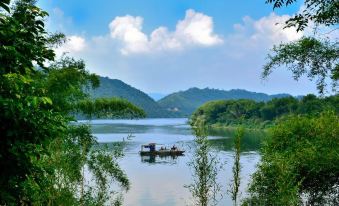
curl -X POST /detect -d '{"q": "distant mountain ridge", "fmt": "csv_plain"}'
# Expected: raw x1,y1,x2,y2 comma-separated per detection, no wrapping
89,77,171,117
157,87,291,116
89,77,292,118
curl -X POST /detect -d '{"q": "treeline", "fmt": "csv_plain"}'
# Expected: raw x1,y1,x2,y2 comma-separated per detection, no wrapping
190,94,339,128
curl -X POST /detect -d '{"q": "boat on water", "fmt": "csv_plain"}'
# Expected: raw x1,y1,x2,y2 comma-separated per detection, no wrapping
140,143,185,156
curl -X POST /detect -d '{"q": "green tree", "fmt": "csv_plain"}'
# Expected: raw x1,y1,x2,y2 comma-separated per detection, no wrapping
244,112,339,205
228,127,244,206
186,118,222,206
262,37,338,94
266,0,338,31
243,1,339,204
263,0,339,94
0,0,145,204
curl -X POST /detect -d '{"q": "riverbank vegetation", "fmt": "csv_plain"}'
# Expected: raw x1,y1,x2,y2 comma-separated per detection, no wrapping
244,0,339,203
190,94,338,129
243,111,339,205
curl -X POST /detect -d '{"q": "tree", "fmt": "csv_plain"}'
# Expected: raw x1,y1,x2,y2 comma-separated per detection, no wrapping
228,127,244,206
263,0,339,94
0,0,145,204
186,118,222,206
265,0,339,31
262,37,338,94
244,112,339,205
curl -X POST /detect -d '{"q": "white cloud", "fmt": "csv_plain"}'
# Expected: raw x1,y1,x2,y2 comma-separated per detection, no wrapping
175,9,223,46
223,12,304,59
107,11,303,56
51,10,317,96
251,13,303,43
55,35,87,57
108,9,223,55
109,15,149,55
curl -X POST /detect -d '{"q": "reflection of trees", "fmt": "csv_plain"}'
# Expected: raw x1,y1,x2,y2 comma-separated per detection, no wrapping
207,127,264,152
186,118,222,206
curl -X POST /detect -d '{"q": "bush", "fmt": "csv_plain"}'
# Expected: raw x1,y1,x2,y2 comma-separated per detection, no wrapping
244,111,339,205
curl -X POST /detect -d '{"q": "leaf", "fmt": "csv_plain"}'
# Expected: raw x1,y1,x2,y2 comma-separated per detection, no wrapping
32,97,38,107
36,20,45,27
0,2,10,13
41,97,53,105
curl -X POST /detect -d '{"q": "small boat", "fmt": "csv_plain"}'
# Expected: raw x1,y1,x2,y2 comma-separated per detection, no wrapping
140,143,185,156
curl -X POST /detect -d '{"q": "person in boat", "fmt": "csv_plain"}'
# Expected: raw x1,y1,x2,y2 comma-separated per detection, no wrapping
171,145,177,151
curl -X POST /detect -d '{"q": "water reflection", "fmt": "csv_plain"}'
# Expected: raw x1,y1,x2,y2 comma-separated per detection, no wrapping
89,118,261,206
140,155,181,164
207,127,265,152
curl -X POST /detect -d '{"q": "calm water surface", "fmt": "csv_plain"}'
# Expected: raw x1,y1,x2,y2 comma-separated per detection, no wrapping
87,118,261,206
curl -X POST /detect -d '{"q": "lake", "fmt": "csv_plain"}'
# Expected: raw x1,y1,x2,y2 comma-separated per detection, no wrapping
85,118,262,206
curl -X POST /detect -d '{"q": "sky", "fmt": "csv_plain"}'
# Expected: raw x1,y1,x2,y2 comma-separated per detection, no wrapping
37,0,321,96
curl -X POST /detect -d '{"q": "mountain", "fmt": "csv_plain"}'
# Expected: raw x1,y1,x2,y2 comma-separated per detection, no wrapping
89,78,292,118
158,87,291,116
89,77,170,117
148,93,167,101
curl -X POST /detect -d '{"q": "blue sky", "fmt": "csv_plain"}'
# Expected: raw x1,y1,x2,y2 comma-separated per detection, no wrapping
38,0,320,95
39,0,301,36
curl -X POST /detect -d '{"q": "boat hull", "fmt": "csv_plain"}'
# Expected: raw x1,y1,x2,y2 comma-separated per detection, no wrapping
140,150,185,156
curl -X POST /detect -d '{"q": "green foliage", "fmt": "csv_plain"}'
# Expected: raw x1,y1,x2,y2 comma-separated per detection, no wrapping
77,97,146,119
266,0,339,31
264,0,338,94
45,56,100,113
190,94,338,128
263,37,339,94
89,77,170,117
186,118,222,206
244,111,339,205
229,127,244,206
0,0,143,204
249,1,339,204
158,87,290,117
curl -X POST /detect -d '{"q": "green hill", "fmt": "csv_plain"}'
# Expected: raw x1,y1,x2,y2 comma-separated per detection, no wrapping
89,77,170,117
158,87,291,117
89,78,292,118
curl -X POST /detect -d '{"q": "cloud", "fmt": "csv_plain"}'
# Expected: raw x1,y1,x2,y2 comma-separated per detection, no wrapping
250,13,303,43
109,15,149,55
108,9,223,55
174,9,223,46
223,12,303,59
50,10,317,96
55,35,87,57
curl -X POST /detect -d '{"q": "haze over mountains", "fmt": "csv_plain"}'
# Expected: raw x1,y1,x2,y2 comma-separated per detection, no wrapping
90,77,292,117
